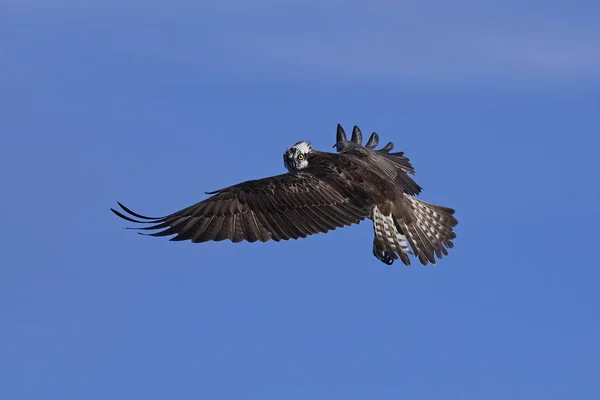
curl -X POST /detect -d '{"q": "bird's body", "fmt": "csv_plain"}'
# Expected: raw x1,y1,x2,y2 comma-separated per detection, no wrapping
112,125,457,265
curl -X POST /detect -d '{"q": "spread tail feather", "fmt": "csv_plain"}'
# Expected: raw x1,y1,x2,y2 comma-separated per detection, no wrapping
394,196,458,265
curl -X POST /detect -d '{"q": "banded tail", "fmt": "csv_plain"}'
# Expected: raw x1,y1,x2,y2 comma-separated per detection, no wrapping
372,203,412,265
394,196,458,265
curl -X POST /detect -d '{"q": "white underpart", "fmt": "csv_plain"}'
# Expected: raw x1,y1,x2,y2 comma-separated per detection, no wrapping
371,206,410,254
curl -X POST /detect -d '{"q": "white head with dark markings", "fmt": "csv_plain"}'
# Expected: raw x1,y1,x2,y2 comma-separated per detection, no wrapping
283,141,313,171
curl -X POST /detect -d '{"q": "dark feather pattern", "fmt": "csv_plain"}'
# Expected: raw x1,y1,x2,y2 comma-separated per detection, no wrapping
365,132,379,149
351,126,363,144
392,197,458,266
111,170,373,243
112,124,458,266
336,124,347,145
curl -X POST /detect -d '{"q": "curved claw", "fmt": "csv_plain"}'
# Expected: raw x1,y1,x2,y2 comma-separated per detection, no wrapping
373,247,395,265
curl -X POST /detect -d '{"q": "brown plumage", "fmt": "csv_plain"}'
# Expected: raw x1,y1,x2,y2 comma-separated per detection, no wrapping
111,124,458,266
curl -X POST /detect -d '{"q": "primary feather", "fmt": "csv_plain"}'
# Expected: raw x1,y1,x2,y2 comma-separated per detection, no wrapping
112,124,458,266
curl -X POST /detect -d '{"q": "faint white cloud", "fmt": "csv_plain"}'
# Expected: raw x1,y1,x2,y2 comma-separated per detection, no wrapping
251,30,600,83
1,0,103,10
164,1,600,83
475,34,600,76
3,0,600,83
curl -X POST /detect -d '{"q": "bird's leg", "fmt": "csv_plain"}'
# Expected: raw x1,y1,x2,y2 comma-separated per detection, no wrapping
372,240,394,265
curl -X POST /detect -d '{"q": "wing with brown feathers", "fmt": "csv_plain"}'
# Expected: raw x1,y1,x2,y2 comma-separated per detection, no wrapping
111,172,372,243
334,124,422,196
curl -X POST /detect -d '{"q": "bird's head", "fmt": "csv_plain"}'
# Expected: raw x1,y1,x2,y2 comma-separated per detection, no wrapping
283,141,313,171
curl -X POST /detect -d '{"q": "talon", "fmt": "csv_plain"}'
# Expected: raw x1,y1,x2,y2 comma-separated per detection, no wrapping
373,248,394,265
382,253,394,265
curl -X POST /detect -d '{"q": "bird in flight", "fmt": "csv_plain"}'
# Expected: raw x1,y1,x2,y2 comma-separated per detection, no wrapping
111,124,457,265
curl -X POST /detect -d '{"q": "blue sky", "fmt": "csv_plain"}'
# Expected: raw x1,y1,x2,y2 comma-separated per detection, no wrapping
2,1,599,399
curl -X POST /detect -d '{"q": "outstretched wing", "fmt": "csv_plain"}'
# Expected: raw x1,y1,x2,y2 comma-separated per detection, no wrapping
111,172,371,243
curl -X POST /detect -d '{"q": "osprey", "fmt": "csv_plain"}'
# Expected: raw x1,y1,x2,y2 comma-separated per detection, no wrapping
111,124,457,265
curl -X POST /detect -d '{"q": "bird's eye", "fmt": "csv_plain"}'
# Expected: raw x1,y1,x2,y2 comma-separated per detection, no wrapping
298,154,304,160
